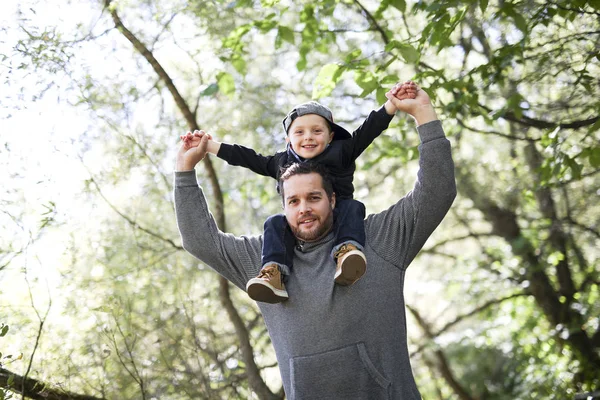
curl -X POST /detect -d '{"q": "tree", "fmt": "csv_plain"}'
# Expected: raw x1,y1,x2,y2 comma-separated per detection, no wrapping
1,0,598,398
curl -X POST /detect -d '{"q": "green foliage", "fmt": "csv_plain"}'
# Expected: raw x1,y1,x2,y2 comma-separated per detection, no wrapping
3,0,599,398
217,72,236,96
312,63,342,98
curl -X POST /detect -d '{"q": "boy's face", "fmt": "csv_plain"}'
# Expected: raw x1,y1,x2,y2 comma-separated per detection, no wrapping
286,114,334,159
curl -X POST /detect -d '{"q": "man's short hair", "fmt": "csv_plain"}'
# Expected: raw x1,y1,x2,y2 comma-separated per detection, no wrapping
277,162,334,203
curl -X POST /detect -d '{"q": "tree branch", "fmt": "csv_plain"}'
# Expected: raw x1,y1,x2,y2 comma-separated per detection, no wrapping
410,292,527,357
455,116,538,142
457,167,600,369
525,143,577,300
103,2,279,398
86,175,183,250
407,305,475,400
0,368,104,400
352,0,390,45
481,104,599,131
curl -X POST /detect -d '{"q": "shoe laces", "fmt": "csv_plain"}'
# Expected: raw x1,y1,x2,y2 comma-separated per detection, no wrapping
334,244,357,259
257,265,279,279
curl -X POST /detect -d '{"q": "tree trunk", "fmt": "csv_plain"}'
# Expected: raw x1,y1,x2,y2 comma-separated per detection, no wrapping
104,1,281,398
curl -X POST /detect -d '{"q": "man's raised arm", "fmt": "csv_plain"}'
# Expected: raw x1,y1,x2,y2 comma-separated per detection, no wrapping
174,132,262,290
365,86,457,269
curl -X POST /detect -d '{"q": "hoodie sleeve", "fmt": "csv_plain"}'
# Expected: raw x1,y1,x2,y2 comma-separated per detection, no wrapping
174,170,263,290
364,120,456,270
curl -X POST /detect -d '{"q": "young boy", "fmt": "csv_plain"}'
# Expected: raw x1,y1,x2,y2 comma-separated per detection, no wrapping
181,81,417,304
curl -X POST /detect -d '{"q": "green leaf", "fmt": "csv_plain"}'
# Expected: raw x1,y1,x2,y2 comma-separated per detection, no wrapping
376,87,388,105
479,0,488,13
231,56,247,75
355,70,378,97
200,83,219,97
217,72,235,96
0,324,8,337
297,57,307,72
312,63,342,99
587,147,600,168
380,74,400,84
565,156,583,180
300,4,315,22
502,5,528,35
398,43,419,64
344,49,362,64
386,40,419,63
255,14,277,32
389,0,406,12
277,26,295,45
222,25,251,50
513,14,528,35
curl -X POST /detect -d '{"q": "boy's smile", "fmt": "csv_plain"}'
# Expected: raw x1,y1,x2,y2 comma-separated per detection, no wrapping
286,114,334,159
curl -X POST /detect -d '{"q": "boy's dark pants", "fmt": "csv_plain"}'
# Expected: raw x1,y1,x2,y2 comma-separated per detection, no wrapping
261,199,366,275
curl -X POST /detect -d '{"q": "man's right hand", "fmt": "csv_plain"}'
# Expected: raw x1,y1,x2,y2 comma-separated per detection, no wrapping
176,130,210,171
385,84,438,126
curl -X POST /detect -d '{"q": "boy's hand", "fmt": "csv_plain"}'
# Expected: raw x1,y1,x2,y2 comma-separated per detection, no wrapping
177,130,211,171
385,83,438,126
180,130,213,149
384,81,417,115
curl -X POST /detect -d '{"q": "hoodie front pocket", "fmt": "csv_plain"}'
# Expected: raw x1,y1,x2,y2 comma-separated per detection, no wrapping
289,342,390,400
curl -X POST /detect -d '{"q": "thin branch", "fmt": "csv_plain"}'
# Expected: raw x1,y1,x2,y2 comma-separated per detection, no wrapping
455,115,539,142
436,292,527,335
408,305,475,400
113,316,146,400
86,174,182,250
410,292,527,357
352,0,390,45
479,104,599,131
425,232,496,252
21,260,52,400
548,1,600,16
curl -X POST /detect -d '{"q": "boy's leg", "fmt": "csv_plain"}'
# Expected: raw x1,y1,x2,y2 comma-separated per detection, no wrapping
331,199,367,286
246,214,295,303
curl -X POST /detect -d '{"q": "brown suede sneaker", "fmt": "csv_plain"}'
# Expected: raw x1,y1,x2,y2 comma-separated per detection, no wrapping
246,264,289,304
333,244,367,286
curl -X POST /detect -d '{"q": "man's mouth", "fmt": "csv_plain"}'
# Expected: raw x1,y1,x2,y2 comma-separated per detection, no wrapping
299,216,317,225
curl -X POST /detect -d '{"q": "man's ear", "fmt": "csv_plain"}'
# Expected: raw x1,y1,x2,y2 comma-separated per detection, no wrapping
330,192,336,209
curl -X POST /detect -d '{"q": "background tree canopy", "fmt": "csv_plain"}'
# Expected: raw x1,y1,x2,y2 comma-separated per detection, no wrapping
1,0,598,399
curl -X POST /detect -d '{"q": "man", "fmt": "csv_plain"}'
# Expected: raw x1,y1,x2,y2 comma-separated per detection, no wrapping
174,86,456,399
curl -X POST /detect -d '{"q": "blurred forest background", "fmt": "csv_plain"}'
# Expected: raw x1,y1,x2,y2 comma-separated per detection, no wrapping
1,0,599,399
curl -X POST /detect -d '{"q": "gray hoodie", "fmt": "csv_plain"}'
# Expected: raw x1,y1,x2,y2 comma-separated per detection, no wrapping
174,120,456,399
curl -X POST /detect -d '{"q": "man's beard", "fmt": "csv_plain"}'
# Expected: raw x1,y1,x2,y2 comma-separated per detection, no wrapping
291,210,334,242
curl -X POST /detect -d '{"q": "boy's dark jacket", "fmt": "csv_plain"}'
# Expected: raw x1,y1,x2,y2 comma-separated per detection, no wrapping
216,106,394,200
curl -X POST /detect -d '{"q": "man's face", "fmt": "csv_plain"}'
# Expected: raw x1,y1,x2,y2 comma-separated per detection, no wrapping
286,114,334,159
282,172,335,242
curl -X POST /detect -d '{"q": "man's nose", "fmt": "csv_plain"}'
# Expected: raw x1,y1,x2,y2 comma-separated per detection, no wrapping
298,200,311,213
